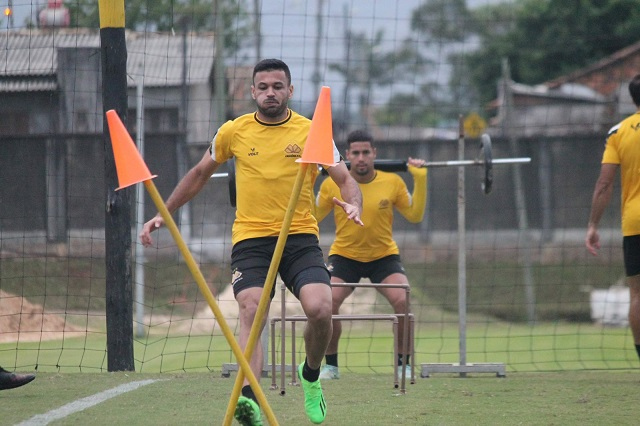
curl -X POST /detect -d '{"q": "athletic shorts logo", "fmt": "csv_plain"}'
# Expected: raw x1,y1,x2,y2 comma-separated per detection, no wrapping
231,268,243,286
326,262,333,272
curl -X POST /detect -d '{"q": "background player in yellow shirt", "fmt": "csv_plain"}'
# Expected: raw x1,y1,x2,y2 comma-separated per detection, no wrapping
140,59,363,426
586,73,640,363
315,129,427,380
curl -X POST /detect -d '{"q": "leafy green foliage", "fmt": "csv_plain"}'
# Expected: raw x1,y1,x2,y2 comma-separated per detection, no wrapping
68,0,251,56
411,0,640,115
466,0,640,108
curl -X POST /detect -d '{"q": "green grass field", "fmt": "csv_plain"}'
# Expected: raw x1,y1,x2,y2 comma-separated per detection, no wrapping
1,370,637,425
1,321,636,374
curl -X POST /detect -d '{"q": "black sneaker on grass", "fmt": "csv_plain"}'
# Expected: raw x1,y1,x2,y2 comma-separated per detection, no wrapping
0,367,35,391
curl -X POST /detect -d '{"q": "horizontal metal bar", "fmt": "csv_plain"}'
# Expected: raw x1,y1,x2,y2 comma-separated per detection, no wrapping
210,157,532,178
425,157,531,167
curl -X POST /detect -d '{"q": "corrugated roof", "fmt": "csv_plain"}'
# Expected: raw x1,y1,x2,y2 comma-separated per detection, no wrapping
0,28,215,91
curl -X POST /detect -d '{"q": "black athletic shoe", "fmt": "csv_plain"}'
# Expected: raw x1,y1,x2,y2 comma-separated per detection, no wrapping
0,367,35,390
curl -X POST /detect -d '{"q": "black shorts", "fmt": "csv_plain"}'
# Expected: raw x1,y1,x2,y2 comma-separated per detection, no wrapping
326,254,406,283
623,235,640,277
231,234,330,299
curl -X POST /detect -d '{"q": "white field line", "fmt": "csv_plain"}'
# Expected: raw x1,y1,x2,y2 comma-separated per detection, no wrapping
16,379,160,426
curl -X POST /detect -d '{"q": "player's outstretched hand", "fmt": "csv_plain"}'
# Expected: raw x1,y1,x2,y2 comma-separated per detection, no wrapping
585,226,600,256
140,215,165,247
332,197,364,226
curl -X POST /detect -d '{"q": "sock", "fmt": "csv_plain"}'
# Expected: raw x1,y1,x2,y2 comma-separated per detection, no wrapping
398,353,410,366
325,353,338,367
302,359,320,382
242,384,259,406
635,344,640,360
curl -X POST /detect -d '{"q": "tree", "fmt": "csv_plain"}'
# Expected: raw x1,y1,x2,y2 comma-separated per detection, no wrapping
467,0,640,108
411,0,640,114
67,0,251,56
329,29,427,129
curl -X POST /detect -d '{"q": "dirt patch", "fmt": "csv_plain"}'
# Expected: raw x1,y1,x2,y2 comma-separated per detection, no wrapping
0,290,85,343
166,281,383,336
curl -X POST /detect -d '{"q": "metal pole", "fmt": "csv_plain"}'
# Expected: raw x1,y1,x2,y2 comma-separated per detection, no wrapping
502,59,536,324
134,73,145,338
457,116,467,376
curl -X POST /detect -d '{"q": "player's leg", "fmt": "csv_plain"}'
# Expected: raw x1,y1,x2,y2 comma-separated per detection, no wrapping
623,235,640,361
378,273,410,364
321,255,358,379
281,235,332,423
326,279,354,355
236,287,270,385
231,238,275,425
370,255,412,375
628,275,640,360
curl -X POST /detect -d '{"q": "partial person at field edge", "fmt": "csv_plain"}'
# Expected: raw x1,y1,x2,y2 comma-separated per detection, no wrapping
0,366,35,390
586,73,640,362
140,59,363,425
315,129,427,380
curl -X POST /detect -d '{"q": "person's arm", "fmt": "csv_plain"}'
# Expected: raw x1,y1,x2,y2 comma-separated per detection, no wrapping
140,150,220,247
396,157,428,223
314,178,334,223
586,163,618,256
326,160,364,226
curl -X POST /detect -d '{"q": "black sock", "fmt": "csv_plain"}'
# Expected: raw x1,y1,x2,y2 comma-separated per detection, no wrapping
635,344,640,360
303,359,320,382
398,353,410,366
242,384,259,406
325,353,338,367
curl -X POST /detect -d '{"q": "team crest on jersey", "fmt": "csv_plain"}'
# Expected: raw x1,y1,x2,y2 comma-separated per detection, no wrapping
231,268,243,286
378,199,391,209
284,143,302,158
248,147,259,157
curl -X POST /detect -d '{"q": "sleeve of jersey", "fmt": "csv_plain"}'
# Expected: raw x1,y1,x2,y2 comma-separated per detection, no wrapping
314,178,335,223
209,123,233,163
601,133,620,164
396,166,427,223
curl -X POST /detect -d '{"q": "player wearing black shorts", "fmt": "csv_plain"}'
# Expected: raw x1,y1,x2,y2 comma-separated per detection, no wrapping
315,129,427,380
587,74,640,362
141,59,363,425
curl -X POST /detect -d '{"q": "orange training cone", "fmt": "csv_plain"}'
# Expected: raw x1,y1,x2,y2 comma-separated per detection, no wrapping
106,109,157,190
296,86,338,167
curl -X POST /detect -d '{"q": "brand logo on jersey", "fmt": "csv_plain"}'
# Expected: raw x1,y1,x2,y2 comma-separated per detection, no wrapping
231,268,243,286
248,147,259,157
632,122,640,131
378,199,391,209
284,144,302,158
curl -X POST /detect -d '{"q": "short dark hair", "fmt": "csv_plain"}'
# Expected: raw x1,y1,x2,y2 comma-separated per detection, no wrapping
346,129,374,147
253,59,291,85
629,74,640,107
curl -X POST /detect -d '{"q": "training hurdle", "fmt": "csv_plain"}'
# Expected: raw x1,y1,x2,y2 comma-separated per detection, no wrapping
270,282,415,394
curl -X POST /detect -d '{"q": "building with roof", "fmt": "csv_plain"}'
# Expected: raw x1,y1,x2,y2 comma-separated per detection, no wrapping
0,28,218,142
0,28,225,242
490,40,640,138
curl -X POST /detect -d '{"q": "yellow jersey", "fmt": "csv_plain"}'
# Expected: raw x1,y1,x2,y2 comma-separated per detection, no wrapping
316,167,427,262
211,109,340,245
603,112,640,236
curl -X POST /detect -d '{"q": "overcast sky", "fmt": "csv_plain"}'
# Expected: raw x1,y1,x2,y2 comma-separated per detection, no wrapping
5,0,510,112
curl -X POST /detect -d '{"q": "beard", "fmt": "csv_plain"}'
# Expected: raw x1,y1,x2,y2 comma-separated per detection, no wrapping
257,100,288,119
